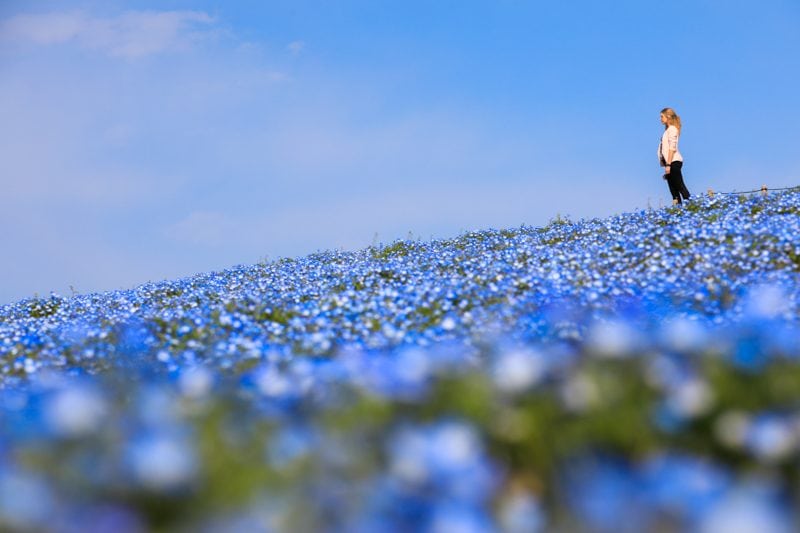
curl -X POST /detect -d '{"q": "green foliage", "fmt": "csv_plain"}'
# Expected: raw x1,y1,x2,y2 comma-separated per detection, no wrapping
371,241,417,260
27,297,62,319
786,248,800,271
514,281,531,295
540,235,563,246
683,201,701,214
776,205,800,215
377,270,399,282
255,306,297,325
413,301,443,329
547,213,570,227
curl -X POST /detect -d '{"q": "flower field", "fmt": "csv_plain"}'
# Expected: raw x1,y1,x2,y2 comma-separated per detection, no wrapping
1,190,800,532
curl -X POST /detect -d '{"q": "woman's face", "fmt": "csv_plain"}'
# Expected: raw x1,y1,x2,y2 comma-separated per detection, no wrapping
660,113,668,125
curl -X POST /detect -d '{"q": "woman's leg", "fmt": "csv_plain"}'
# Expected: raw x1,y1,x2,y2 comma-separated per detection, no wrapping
671,161,691,200
665,172,682,203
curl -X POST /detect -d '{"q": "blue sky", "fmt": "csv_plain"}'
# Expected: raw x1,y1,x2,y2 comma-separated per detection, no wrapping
1,1,799,304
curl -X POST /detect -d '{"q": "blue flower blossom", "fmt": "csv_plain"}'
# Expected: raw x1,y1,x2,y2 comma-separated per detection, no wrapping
125,431,197,491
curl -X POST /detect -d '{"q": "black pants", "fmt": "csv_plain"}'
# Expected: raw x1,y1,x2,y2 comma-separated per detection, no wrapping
665,161,691,203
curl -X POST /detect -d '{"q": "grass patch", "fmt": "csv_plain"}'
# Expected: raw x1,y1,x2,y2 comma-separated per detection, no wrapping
27,297,62,319
371,241,417,260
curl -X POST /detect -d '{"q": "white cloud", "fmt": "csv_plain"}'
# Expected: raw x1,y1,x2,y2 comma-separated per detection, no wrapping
0,10,215,58
286,40,305,55
0,11,85,45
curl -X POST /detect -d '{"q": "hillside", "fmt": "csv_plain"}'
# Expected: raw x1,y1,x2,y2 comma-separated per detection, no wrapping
0,190,799,531
3,191,799,375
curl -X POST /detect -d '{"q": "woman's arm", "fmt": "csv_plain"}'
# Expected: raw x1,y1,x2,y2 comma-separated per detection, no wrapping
665,126,679,171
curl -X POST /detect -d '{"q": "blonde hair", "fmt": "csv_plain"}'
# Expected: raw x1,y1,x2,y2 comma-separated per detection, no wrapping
661,107,682,132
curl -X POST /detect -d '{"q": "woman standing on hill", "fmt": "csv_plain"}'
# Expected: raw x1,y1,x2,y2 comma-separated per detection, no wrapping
659,107,691,205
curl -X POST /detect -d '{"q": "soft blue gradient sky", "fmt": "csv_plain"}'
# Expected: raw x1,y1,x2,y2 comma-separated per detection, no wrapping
2,1,799,304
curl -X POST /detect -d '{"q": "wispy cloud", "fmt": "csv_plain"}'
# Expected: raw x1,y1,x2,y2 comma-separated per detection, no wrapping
286,40,305,56
0,10,215,58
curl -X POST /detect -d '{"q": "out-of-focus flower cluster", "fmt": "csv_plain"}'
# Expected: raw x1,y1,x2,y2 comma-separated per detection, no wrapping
0,191,799,531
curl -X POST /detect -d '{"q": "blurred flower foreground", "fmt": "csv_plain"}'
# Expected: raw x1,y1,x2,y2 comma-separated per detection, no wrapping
2,191,800,532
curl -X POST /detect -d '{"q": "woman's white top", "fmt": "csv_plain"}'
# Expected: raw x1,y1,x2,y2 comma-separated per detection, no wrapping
658,125,683,166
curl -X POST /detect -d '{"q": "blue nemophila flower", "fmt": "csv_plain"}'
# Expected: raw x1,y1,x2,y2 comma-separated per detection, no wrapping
490,344,547,394
388,420,498,504
359,345,434,400
43,381,108,438
639,453,729,525
428,502,495,533
178,366,215,399
699,481,793,533
253,365,296,399
267,424,316,469
585,318,644,358
125,431,197,491
743,413,798,462
57,504,145,533
0,467,55,531
658,316,709,353
563,456,649,533
134,384,182,428
663,375,714,419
